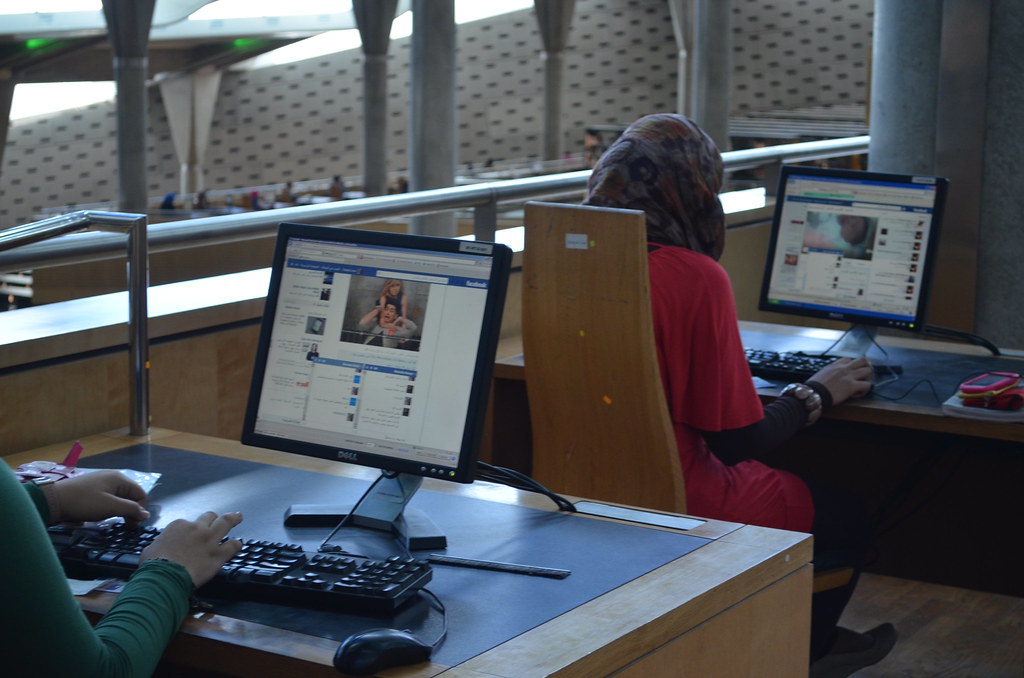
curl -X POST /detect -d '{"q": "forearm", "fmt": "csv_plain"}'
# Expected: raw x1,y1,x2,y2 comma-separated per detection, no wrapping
701,382,830,465
89,561,193,677
702,395,806,465
4,466,191,678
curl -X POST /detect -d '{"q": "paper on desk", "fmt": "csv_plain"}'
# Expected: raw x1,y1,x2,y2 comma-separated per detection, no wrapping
941,393,1024,422
84,468,162,493
67,578,114,596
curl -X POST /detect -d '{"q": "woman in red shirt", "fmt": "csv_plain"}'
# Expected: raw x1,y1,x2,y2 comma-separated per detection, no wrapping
584,113,894,677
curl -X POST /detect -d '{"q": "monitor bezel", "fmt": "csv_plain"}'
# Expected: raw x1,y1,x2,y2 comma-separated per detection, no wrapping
241,222,512,485
757,164,949,333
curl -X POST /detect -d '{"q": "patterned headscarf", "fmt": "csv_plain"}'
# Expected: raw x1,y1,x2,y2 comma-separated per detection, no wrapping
584,113,726,260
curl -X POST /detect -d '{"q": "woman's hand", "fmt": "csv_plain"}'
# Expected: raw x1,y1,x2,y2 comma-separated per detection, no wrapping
51,470,150,524
808,356,874,406
141,511,244,588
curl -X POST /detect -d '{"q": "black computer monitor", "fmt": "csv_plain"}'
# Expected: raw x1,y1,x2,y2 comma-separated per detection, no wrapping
758,165,948,356
242,223,511,549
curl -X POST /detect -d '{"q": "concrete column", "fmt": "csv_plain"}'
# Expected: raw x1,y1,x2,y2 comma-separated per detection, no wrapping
409,0,456,236
354,0,398,197
535,0,576,161
158,68,221,197
102,0,155,214
0,75,15,183
870,0,988,335
690,0,732,151
868,1,942,174
668,0,693,118
977,0,1024,346
191,67,220,194
158,75,193,197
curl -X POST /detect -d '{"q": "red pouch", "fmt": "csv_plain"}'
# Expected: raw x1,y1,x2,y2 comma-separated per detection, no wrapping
962,387,1024,410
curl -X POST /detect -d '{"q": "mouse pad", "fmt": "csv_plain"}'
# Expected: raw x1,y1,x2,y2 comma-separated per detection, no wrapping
83,444,709,667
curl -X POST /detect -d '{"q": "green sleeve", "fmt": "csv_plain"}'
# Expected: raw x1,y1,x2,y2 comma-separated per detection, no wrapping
23,478,52,522
1,462,192,678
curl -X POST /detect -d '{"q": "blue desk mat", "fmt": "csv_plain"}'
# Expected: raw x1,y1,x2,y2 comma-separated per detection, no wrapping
87,444,709,666
742,329,1023,410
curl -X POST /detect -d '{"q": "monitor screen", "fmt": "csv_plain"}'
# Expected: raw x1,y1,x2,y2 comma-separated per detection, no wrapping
241,223,511,546
759,165,948,332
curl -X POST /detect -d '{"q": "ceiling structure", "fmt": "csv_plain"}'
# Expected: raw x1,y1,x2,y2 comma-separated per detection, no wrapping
0,1,410,83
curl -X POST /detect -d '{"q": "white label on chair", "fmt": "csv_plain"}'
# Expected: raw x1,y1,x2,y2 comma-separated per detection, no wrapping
565,233,589,250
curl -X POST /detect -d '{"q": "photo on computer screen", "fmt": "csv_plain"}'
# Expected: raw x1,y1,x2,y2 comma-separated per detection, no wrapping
801,211,879,260
339,276,428,351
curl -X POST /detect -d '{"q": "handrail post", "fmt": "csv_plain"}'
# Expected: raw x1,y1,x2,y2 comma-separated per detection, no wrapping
473,191,498,242
0,210,150,436
125,214,149,435
764,161,782,198
84,211,150,436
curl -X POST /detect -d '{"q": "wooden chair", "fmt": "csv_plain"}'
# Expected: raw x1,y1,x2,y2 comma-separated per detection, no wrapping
521,201,853,591
522,201,686,514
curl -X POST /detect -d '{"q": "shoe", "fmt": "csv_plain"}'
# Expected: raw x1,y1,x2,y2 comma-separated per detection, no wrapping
809,623,897,678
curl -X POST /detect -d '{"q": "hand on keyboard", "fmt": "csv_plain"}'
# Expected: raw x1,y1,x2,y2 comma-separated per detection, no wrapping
140,511,244,587
803,355,873,404
50,522,433,615
746,349,874,405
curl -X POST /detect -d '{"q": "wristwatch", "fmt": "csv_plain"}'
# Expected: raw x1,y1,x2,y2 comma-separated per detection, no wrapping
780,382,823,425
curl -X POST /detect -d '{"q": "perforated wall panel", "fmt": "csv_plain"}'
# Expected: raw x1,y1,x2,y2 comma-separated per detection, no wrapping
1,0,873,225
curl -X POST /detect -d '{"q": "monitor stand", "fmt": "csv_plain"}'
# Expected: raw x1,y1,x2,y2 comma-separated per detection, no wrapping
829,324,878,358
830,324,902,375
283,472,447,551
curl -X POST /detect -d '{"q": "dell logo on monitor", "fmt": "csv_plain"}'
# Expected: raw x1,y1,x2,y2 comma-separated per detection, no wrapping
337,450,358,462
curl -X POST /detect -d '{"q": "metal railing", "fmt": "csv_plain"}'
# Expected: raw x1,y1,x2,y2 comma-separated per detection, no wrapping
0,211,150,436
0,135,869,437
0,135,868,272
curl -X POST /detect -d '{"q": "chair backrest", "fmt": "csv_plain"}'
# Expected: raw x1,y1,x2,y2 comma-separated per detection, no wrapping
522,201,687,514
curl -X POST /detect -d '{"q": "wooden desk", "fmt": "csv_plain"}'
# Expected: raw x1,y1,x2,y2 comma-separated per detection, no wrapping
737,321,1024,442
492,321,1024,459
11,428,813,678
493,323,1024,597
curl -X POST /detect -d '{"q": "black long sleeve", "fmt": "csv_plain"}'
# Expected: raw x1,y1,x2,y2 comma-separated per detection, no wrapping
701,381,832,466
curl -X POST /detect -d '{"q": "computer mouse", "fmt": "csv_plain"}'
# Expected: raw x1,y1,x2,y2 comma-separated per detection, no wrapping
333,627,433,675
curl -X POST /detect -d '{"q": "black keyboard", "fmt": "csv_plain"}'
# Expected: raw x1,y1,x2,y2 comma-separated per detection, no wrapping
745,348,901,382
745,348,841,382
48,523,432,615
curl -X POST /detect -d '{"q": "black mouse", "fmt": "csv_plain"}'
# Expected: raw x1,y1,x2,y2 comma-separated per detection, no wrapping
333,628,433,675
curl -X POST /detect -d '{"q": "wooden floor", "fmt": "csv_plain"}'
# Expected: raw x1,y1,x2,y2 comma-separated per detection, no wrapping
839,573,1024,677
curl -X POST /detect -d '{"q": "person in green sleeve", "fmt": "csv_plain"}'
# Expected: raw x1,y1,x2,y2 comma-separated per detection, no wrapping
1,463,244,677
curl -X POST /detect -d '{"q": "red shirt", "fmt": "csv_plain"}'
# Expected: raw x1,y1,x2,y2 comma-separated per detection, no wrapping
648,245,814,532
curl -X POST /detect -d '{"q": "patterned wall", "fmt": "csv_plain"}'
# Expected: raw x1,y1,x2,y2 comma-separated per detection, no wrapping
0,0,873,225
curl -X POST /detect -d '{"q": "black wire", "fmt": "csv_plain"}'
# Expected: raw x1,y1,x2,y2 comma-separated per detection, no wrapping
317,471,401,555
869,378,945,406
481,465,576,511
476,461,577,512
922,324,1001,356
475,468,575,511
418,588,449,652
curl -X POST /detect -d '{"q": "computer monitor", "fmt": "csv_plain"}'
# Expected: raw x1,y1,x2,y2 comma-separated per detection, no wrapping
242,223,511,549
758,165,948,356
